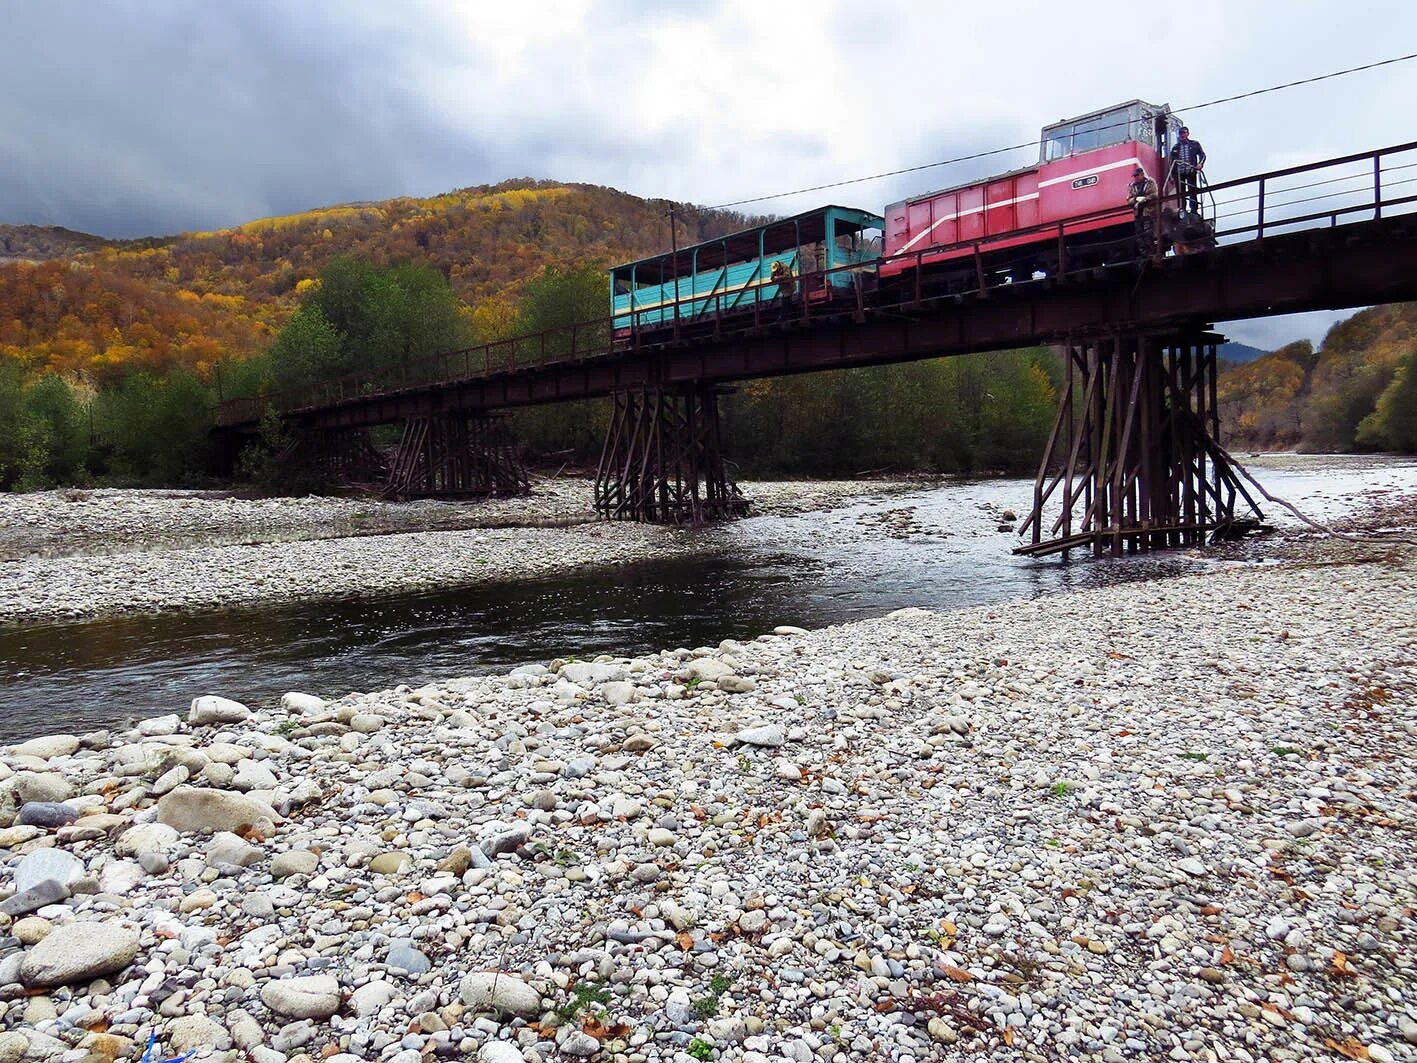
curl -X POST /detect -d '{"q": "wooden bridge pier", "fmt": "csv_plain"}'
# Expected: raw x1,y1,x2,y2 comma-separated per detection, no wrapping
594,385,747,525
279,427,388,485
384,411,529,500
1017,331,1263,558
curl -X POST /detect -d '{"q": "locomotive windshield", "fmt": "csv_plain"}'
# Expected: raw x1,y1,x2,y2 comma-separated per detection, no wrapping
1041,100,1164,163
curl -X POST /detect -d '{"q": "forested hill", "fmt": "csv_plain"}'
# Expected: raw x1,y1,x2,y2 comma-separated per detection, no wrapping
0,180,755,380
1218,302,1417,452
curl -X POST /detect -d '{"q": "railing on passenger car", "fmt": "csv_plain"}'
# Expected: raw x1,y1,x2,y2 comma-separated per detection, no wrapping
214,141,1417,429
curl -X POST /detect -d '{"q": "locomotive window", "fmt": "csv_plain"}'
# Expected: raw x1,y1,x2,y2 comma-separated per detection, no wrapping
1044,130,1072,162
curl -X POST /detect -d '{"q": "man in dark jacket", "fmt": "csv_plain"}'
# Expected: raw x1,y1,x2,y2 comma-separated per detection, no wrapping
1173,126,1206,213
1127,166,1160,254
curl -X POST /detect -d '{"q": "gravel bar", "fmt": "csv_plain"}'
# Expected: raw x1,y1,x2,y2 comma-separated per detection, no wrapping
0,540,1413,1062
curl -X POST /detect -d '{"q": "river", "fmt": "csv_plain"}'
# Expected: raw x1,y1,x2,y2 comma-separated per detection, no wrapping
1,454,1413,741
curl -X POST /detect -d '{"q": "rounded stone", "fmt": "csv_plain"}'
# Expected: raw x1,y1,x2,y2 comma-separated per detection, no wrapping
19,921,140,988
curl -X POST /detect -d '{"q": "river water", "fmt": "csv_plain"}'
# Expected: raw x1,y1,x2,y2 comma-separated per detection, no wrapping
1,455,1413,741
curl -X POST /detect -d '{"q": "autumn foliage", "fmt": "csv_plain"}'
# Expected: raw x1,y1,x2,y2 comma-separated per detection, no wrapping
1218,303,1417,452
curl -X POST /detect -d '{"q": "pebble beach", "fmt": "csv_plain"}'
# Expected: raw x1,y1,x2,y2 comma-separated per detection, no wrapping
0,530,1414,1062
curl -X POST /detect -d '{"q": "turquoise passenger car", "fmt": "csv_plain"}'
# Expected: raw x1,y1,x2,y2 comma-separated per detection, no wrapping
610,205,884,332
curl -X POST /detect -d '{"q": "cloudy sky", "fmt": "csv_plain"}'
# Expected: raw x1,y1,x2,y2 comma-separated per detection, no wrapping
4,0,1413,347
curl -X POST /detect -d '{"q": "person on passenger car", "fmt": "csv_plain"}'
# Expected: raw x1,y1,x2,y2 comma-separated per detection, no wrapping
1173,126,1206,213
770,259,796,299
1128,165,1160,253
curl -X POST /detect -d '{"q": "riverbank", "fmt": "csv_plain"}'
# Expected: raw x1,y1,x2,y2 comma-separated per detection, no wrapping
0,479,920,625
0,536,1413,1062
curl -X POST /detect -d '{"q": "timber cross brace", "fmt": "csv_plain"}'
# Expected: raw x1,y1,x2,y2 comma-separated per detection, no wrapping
594,385,747,525
1017,331,1264,558
278,427,388,486
384,411,529,500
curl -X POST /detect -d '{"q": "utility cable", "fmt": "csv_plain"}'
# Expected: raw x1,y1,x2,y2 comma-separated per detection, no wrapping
703,52,1417,210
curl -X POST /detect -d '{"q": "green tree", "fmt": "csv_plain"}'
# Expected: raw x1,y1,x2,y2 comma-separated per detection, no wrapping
262,257,472,399
0,362,42,490
24,374,89,486
1356,348,1417,451
507,265,611,457
93,370,213,484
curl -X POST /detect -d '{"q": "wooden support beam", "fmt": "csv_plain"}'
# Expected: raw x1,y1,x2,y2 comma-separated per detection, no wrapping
1017,329,1263,558
594,385,747,525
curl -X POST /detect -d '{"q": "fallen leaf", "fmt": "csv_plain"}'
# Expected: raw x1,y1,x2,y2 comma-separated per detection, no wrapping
1219,945,1237,966
1002,1028,1015,1046
676,931,694,951
1323,1037,1370,1060
939,964,974,983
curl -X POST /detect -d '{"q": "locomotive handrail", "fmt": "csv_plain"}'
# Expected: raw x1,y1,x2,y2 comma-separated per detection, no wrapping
215,140,1417,428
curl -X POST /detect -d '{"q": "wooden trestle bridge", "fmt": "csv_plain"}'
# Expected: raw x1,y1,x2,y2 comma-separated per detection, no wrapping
216,142,1417,557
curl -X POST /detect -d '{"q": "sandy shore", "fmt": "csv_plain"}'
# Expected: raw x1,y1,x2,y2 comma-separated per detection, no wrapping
0,479,919,625
0,537,1412,1062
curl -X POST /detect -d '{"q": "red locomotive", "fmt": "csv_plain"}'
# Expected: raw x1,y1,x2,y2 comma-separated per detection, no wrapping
880,99,1211,292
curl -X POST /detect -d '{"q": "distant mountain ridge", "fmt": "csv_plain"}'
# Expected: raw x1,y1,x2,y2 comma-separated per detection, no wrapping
0,224,124,261
0,180,759,379
1217,341,1268,364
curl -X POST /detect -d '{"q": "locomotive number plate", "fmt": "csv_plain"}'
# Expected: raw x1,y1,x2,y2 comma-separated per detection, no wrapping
1071,175,1099,189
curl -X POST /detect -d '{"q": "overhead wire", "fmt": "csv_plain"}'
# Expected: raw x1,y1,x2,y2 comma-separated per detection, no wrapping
701,52,1417,211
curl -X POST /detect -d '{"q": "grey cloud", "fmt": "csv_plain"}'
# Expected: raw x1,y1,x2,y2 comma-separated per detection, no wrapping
1,2,495,235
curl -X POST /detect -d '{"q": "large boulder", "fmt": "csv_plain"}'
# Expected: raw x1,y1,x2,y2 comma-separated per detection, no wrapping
19,921,140,988
261,975,341,1019
14,849,83,893
188,696,251,727
280,692,326,715
157,786,274,835
206,831,264,869
9,735,79,760
115,822,179,857
10,772,74,804
560,662,626,687
734,723,786,748
459,972,541,1018
686,658,735,682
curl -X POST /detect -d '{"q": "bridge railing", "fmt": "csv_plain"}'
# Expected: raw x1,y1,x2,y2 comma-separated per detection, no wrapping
215,140,1417,428
1203,140,1417,241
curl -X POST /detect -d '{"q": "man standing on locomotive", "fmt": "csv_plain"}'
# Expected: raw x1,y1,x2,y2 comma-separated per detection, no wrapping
1128,165,1160,254
1173,126,1206,214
